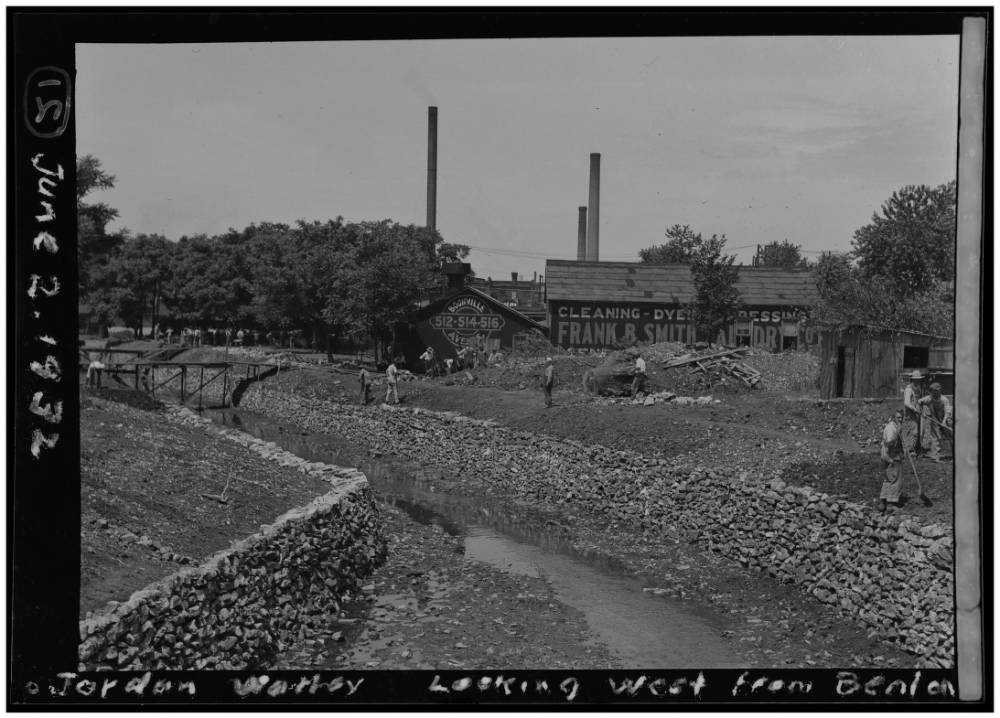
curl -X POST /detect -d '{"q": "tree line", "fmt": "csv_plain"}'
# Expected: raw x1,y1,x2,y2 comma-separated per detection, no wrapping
638,181,956,339
78,156,469,357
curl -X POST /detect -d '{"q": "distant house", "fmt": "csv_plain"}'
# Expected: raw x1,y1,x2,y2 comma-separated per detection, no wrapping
816,325,954,399
544,260,819,352
395,265,547,370
469,273,547,324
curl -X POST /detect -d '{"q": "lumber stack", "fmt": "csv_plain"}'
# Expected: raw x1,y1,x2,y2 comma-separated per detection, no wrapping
662,347,762,387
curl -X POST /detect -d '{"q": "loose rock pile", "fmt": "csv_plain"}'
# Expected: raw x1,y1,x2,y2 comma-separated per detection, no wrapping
241,383,954,667
78,408,388,671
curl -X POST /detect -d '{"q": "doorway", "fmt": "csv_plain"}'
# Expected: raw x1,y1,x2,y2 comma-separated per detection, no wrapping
835,346,846,398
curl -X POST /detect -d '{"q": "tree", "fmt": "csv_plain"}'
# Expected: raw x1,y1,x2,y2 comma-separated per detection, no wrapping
639,224,703,264
101,234,174,336
168,233,254,330
77,155,128,330
323,220,446,360
808,180,956,336
809,252,953,337
689,235,741,342
851,180,956,293
756,240,808,269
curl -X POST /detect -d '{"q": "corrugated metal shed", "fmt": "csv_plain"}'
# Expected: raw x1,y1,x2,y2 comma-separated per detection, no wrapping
545,260,818,306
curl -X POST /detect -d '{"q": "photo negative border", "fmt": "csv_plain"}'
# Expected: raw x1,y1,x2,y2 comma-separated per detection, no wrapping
7,7,991,708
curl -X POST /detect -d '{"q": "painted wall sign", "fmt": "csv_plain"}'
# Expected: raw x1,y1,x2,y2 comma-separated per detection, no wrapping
430,295,506,349
550,301,816,351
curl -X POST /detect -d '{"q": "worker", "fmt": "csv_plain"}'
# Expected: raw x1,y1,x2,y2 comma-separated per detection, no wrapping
631,353,647,397
879,410,905,512
920,382,953,462
359,366,372,406
86,347,106,388
543,357,555,408
901,369,926,458
384,356,400,405
419,346,436,376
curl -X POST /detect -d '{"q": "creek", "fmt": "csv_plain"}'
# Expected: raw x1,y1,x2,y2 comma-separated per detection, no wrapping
203,406,742,668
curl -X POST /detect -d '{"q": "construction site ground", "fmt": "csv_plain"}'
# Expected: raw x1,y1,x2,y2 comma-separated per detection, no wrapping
80,347,952,668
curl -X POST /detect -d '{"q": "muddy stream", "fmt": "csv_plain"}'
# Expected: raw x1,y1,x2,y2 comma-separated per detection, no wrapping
203,406,742,667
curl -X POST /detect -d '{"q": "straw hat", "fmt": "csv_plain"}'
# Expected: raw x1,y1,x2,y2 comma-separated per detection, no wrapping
909,370,925,380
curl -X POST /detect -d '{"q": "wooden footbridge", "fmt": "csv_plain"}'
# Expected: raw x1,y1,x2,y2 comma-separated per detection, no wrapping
81,347,281,407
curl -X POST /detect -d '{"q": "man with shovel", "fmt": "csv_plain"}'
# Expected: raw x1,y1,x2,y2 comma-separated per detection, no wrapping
920,382,953,461
879,409,934,511
879,411,905,512
901,369,927,457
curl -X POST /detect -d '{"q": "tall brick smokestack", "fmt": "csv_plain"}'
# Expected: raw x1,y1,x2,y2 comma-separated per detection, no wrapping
586,153,600,261
427,106,438,230
577,206,587,261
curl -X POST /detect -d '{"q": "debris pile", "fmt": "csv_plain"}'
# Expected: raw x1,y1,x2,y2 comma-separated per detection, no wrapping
663,347,762,388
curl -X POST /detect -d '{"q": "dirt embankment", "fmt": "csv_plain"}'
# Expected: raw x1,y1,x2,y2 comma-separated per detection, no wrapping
80,389,332,617
281,365,953,525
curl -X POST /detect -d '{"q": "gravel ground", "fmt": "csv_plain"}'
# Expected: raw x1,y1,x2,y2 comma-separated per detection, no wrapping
80,390,331,618
276,504,622,670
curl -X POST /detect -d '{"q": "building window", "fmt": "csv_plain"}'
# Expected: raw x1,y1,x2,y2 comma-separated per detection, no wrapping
902,345,929,369
735,320,751,347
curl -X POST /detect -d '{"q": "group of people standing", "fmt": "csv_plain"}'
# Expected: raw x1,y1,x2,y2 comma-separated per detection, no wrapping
878,370,953,511
150,325,298,348
358,356,403,406
418,345,504,377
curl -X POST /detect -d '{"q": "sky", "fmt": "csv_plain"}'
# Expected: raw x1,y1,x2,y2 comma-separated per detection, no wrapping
76,35,960,281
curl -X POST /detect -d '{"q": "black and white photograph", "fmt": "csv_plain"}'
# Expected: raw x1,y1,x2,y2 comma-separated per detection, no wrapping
9,7,989,707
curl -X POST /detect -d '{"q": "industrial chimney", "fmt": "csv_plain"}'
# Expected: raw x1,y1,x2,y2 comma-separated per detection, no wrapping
586,153,600,261
427,106,438,230
577,206,587,261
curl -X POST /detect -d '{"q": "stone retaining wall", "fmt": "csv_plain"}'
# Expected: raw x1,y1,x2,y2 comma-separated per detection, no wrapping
241,385,954,667
78,408,387,671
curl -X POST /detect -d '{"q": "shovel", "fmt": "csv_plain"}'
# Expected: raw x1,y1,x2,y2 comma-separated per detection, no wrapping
924,415,954,434
905,450,934,507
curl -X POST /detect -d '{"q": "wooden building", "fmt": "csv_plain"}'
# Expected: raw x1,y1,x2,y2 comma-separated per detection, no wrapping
544,260,819,352
395,286,547,370
817,325,954,399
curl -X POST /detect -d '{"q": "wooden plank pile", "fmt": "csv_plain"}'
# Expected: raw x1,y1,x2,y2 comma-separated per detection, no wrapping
662,347,762,387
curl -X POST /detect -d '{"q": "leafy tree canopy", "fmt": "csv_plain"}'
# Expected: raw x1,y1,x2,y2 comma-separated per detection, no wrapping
757,240,809,269
689,234,742,341
809,252,952,337
639,224,703,264
851,180,956,293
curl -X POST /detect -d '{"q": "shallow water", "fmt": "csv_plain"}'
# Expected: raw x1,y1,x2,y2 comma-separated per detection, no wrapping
203,406,741,667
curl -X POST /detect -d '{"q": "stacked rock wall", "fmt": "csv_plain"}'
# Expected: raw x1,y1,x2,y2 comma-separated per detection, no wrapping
240,385,953,667
78,408,387,671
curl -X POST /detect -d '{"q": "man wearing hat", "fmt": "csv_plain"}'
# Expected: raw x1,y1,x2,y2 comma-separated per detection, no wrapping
920,381,953,462
901,370,927,457
419,346,436,377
